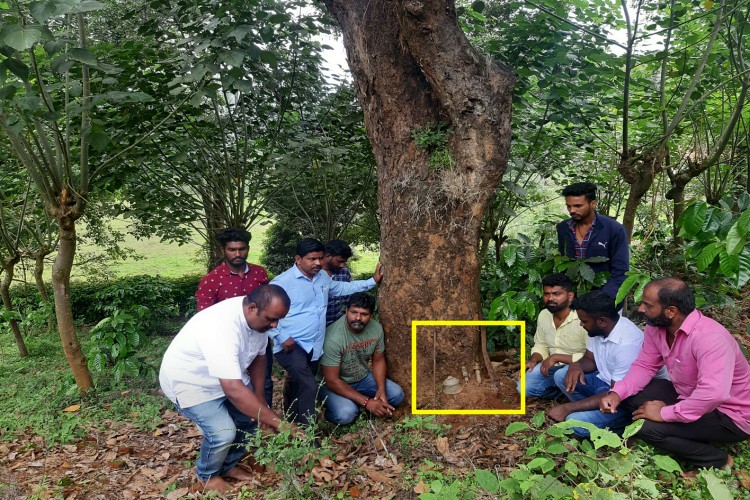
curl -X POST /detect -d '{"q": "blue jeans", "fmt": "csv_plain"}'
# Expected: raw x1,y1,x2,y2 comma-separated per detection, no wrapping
319,372,404,424
517,364,568,399
175,383,258,482
555,371,631,438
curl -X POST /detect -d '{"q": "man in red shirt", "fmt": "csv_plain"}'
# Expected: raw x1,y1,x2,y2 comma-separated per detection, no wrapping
195,228,273,405
196,228,270,311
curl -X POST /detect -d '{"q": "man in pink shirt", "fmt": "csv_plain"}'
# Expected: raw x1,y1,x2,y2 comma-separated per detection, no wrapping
600,278,750,472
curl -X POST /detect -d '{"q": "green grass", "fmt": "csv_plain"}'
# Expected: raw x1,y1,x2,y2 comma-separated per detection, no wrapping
0,324,170,446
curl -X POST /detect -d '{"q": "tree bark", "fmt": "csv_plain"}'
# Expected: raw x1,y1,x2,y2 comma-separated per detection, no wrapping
33,251,50,303
1,254,28,357
618,146,666,240
322,0,515,407
51,199,93,391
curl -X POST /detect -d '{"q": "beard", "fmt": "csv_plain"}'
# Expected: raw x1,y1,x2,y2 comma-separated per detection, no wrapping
643,311,671,327
348,320,365,332
545,300,569,313
587,326,608,338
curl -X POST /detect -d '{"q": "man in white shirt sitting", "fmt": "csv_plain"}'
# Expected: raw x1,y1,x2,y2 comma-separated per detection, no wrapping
159,285,296,492
547,290,651,437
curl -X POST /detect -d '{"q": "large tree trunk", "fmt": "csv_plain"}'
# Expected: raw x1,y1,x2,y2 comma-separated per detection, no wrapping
1,255,28,357
51,201,93,391
323,0,515,407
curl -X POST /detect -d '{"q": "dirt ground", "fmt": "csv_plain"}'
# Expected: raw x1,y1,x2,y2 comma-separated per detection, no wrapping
0,355,537,499
0,403,537,499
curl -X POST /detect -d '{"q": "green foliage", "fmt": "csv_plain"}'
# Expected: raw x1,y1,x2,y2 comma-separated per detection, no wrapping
618,194,750,309
261,220,303,276
88,307,153,384
0,325,169,445
680,196,750,288
496,418,740,499
393,415,451,455
249,420,334,499
411,122,454,170
482,233,608,350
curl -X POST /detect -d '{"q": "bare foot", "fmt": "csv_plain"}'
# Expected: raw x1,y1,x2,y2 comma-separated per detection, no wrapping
223,466,254,481
201,476,232,492
724,455,734,472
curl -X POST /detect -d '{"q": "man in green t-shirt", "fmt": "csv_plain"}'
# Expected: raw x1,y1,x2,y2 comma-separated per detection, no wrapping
319,293,404,424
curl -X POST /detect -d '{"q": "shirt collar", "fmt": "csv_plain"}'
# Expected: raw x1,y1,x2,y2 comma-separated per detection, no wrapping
221,261,249,276
292,263,317,282
559,309,579,328
676,309,703,337
603,316,626,343
567,212,599,230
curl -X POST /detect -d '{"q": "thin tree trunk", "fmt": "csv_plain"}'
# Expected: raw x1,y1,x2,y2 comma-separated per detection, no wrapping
33,251,50,303
1,256,28,357
323,0,515,407
52,215,92,391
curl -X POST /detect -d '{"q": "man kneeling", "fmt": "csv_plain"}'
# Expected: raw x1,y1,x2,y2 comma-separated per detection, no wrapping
319,293,404,424
159,285,297,492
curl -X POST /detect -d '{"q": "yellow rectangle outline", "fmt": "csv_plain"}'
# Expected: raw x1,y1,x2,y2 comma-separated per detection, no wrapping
411,320,526,415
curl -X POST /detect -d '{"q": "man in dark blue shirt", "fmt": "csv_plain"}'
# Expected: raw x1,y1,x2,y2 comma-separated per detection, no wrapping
556,182,629,300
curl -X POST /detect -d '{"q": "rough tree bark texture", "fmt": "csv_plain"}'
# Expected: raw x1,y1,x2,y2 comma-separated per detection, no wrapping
322,0,515,406
51,194,93,391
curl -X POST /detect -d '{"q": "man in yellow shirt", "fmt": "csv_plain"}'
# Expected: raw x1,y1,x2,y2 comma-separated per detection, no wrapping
518,273,589,399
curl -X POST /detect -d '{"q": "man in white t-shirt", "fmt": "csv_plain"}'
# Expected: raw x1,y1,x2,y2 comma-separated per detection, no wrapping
159,285,295,492
547,290,649,437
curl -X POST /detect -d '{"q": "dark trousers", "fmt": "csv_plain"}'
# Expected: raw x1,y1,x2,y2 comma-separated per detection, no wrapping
274,344,319,427
621,379,750,468
264,341,274,407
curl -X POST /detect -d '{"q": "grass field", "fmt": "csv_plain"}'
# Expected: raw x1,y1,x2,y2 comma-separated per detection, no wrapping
30,218,381,282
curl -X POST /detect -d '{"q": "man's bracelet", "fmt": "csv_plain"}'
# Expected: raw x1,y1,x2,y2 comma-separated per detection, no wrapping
362,398,370,408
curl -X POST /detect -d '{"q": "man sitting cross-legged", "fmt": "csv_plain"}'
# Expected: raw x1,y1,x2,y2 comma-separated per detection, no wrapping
547,290,664,437
518,273,589,399
319,292,404,424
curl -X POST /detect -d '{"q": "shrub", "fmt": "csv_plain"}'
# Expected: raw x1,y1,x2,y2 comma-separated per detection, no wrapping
9,274,201,328
261,221,304,276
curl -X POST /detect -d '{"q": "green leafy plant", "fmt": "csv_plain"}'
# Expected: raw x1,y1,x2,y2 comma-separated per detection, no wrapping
482,234,608,350
249,421,335,499
617,194,750,309
393,415,451,455
88,307,152,384
679,195,750,288
412,122,454,170
501,413,736,499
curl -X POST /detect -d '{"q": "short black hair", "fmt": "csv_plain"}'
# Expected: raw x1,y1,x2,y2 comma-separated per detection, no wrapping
295,238,324,258
561,182,597,201
217,228,251,248
541,273,573,292
571,290,618,321
347,292,376,314
244,284,290,311
648,278,696,315
324,239,353,259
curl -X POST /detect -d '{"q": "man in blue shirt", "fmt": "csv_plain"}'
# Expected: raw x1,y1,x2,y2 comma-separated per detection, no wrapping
556,182,629,300
270,238,383,426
